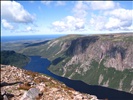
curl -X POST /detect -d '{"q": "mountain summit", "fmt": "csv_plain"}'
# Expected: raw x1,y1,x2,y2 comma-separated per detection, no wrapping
1,65,98,100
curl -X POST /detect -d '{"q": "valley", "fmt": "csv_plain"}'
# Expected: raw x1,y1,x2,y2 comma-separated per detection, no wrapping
1,33,133,94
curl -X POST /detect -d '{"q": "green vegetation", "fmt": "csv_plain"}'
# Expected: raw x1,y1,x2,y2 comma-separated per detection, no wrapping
1,50,30,68
49,57,133,93
99,34,133,44
48,56,72,76
70,60,133,93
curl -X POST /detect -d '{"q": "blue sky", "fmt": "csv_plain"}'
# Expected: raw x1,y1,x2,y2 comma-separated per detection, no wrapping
1,1,133,36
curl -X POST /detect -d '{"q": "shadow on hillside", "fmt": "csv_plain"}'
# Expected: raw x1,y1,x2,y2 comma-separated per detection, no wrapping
25,40,49,47
0,82,23,87
52,57,65,65
66,36,99,56
106,46,127,59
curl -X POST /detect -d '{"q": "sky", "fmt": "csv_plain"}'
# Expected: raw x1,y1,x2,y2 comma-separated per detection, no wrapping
1,1,133,36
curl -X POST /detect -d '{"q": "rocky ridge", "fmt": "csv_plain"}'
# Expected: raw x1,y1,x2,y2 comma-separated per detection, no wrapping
0,65,98,100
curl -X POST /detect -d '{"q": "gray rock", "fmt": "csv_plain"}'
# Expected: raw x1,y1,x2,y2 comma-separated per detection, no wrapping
1,90,8,100
3,95,8,100
20,88,40,100
1,90,6,96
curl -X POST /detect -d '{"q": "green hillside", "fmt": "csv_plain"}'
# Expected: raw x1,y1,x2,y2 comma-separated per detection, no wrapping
1,50,30,68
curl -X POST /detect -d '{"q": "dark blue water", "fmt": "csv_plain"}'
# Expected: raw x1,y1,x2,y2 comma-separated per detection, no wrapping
23,56,133,100
1,35,65,42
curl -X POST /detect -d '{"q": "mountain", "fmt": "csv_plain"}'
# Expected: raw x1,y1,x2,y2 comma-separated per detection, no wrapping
1,65,98,100
1,33,133,94
1,50,30,68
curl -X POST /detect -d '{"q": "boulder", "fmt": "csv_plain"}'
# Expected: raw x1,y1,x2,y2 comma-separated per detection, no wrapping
3,95,8,100
20,88,40,100
1,90,8,100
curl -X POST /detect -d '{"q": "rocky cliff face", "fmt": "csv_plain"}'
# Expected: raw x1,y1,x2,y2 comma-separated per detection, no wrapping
0,65,98,100
47,33,133,94
65,34,133,71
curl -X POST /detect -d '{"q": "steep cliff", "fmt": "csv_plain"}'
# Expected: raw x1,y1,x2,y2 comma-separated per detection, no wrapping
48,33,133,94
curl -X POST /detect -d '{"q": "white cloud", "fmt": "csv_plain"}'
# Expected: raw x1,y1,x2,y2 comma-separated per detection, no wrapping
1,1,34,23
14,26,39,33
104,8,133,30
49,1,87,32
25,26,39,32
56,1,66,6
105,17,121,30
104,8,133,20
2,19,14,30
87,2,133,31
127,25,133,31
26,26,32,31
89,12,132,31
73,1,88,18
41,1,53,5
52,16,85,32
106,17,132,30
89,15,106,31
50,1,132,33
42,1,66,6
89,1,115,10
52,21,66,32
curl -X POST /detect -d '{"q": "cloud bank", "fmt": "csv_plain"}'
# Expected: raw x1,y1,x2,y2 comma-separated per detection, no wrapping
1,1,35,32
51,1,133,32
1,1,34,23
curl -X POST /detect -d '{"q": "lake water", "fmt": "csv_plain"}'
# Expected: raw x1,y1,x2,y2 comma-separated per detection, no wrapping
23,56,133,100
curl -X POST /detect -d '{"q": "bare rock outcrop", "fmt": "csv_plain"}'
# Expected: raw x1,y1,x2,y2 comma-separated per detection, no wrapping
65,34,133,71
1,65,99,100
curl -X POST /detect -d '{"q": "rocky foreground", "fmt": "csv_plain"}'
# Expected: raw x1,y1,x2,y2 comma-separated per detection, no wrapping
0,65,99,100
